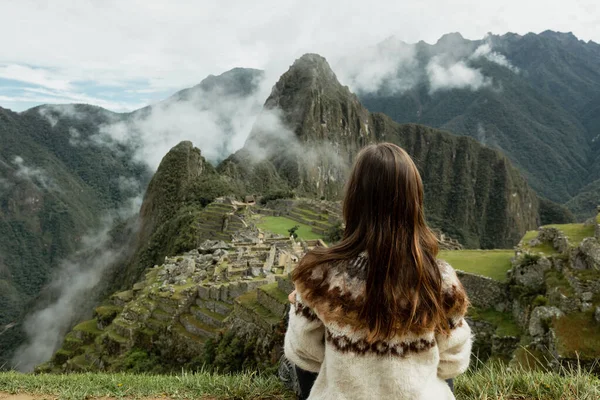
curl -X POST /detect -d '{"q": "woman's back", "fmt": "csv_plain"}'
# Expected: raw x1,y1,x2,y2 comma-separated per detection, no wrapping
285,254,471,400
284,143,472,399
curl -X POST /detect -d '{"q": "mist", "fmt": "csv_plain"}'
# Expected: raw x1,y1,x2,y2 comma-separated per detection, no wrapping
91,73,270,170
12,156,56,191
11,196,141,372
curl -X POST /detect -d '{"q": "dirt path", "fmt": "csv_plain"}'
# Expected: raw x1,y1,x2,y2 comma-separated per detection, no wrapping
1,394,57,400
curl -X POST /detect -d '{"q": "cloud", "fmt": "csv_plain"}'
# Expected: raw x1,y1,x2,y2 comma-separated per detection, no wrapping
471,43,519,73
11,197,141,372
0,1,597,112
334,38,420,94
426,56,492,93
0,65,73,91
0,177,12,192
243,107,349,194
91,75,268,169
12,156,56,191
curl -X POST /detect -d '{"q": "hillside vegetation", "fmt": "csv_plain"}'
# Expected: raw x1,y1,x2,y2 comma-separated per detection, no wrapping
359,31,600,219
0,105,150,367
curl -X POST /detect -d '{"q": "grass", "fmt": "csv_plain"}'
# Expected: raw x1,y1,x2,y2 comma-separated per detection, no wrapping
259,282,289,304
255,216,323,240
554,312,600,359
439,250,514,281
468,307,521,337
545,270,575,296
519,223,596,254
455,361,600,399
520,229,559,255
236,291,280,325
0,371,291,400
2,363,600,400
72,319,101,336
547,224,595,247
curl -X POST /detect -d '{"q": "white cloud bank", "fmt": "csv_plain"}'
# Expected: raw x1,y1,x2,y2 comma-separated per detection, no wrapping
426,57,492,93
0,0,597,111
471,43,520,73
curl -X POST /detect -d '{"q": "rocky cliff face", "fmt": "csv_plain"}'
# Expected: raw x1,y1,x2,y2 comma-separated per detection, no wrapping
221,54,540,248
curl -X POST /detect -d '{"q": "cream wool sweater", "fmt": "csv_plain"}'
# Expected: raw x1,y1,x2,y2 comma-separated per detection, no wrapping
284,255,472,400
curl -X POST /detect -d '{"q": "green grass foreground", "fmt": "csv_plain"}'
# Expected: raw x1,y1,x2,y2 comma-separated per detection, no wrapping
256,216,323,240
0,371,291,399
439,250,514,281
455,362,600,400
2,363,600,400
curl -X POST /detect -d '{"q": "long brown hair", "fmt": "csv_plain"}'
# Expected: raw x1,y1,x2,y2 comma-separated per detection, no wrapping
293,143,455,340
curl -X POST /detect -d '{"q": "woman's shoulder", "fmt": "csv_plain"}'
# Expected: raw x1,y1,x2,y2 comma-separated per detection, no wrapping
293,254,367,310
436,259,460,285
436,259,469,315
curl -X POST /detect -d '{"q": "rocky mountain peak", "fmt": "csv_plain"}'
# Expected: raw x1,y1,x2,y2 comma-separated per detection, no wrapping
435,32,466,46
137,141,208,245
249,53,370,146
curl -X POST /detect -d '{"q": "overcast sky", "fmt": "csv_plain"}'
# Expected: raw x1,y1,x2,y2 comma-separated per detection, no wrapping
0,0,598,112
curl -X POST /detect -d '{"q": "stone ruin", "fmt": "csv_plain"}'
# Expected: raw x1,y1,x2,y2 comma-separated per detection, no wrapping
44,228,326,372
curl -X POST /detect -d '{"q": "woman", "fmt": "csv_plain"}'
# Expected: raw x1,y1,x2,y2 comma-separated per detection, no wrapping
284,143,472,400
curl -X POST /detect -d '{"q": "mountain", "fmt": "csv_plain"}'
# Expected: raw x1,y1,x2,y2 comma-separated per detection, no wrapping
0,105,149,367
355,31,600,218
0,68,263,367
0,49,570,368
109,141,237,290
221,54,540,248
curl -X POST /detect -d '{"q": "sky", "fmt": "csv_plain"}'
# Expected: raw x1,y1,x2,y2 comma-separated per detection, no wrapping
0,0,598,112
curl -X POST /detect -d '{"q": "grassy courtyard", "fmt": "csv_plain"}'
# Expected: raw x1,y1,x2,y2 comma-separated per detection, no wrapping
256,216,323,241
439,250,514,282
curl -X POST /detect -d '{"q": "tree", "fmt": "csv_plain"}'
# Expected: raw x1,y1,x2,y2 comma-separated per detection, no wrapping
288,225,299,239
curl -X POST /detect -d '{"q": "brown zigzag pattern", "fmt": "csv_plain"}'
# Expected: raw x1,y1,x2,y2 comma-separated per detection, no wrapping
295,301,319,322
325,329,436,357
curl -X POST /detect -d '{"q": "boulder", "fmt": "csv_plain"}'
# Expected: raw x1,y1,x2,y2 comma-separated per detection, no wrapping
512,256,552,291
595,307,600,323
528,306,563,337
573,237,600,270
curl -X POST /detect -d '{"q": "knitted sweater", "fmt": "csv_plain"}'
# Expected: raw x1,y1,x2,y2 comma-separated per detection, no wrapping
284,255,472,400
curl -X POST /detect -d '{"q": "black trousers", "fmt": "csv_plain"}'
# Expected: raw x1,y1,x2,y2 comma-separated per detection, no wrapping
294,366,454,400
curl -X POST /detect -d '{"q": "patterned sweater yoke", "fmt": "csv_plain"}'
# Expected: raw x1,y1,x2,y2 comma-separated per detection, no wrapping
284,255,473,400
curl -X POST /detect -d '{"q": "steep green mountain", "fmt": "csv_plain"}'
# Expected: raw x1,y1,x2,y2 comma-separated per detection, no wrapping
0,68,264,368
0,105,149,367
357,31,600,218
220,54,540,248
110,141,238,290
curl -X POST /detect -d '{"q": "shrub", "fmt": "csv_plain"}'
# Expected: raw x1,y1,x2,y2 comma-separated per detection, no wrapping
521,252,541,266
259,189,295,205
533,295,549,307
325,222,344,243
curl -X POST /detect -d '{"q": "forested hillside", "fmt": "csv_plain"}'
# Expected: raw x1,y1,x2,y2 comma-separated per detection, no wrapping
0,68,263,367
0,105,149,367
358,31,600,218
